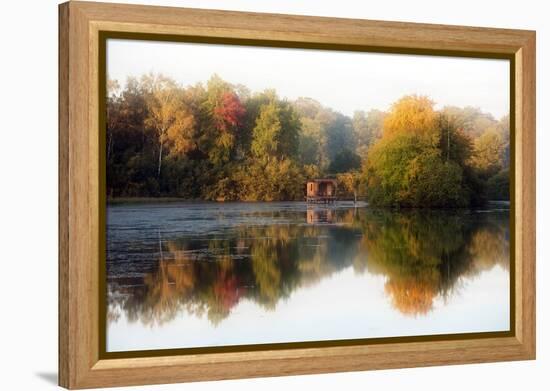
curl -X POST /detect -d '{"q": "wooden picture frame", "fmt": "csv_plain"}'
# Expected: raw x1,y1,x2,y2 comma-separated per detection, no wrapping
59,1,536,389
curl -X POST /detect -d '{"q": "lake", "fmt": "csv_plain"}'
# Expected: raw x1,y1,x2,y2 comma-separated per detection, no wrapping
106,201,510,352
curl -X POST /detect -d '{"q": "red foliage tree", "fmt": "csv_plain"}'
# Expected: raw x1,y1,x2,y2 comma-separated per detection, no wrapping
214,92,245,132
212,274,242,312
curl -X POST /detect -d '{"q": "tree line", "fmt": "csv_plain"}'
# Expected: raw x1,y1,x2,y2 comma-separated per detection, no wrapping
107,73,510,206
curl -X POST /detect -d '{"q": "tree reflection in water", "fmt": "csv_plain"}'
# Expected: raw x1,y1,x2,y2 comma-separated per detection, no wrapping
107,206,509,326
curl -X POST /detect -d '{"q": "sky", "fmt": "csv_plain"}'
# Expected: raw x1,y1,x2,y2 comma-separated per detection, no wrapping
107,38,510,119
108,265,509,352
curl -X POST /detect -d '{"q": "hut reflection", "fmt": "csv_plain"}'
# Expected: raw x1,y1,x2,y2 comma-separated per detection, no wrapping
306,207,335,224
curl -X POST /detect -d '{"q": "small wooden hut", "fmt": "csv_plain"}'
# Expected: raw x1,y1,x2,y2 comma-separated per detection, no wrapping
306,179,337,204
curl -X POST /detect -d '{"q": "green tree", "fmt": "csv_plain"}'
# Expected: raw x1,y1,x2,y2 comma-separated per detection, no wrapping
364,96,470,207
440,106,497,138
251,101,281,160
403,150,468,207
487,169,510,200
251,95,301,162
438,111,474,166
106,77,157,197
325,112,355,162
353,109,386,158
294,97,329,172
328,148,361,173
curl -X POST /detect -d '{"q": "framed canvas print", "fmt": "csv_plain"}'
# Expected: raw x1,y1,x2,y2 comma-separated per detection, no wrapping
59,1,536,389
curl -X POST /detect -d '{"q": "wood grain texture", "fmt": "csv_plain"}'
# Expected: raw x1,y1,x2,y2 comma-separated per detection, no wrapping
73,1,530,54
58,3,70,387
514,34,536,354
58,1,536,388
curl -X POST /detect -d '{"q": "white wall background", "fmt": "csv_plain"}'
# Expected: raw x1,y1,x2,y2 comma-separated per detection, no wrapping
0,0,546,389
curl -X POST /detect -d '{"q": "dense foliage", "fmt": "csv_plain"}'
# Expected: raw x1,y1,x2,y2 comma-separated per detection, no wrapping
363,96,510,207
107,74,510,206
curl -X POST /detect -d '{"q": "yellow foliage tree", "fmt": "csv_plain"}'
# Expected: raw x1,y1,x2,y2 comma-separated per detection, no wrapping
142,74,196,177
471,127,507,178
382,95,440,146
337,171,361,203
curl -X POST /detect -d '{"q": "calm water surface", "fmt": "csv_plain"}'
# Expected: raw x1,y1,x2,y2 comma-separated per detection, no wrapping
106,202,510,352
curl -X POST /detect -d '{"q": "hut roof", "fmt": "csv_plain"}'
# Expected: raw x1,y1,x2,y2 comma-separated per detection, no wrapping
307,178,337,183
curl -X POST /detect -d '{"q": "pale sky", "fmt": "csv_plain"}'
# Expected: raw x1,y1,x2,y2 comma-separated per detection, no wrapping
107,38,510,119
108,265,508,351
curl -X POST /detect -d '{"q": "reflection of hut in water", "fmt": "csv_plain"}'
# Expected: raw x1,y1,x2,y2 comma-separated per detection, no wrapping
306,179,337,204
306,208,335,224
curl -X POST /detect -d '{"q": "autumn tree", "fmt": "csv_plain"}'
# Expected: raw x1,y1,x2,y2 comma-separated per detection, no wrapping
106,77,156,196
471,128,507,179
214,92,246,132
497,115,511,168
439,106,509,202
337,171,362,203
142,74,195,178
364,95,470,207
202,76,246,166
106,79,121,162
383,95,440,144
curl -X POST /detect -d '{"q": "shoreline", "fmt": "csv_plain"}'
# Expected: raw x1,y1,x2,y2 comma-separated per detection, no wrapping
107,197,510,208
108,197,198,204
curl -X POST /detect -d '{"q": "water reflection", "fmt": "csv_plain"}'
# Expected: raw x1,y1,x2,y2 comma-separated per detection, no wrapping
358,210,509,316
107,204,509,331
306,207,335,224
